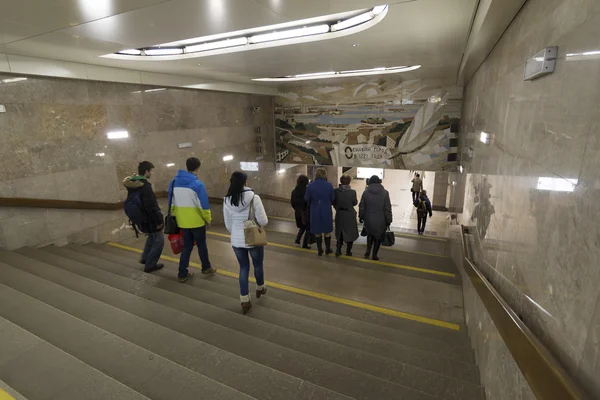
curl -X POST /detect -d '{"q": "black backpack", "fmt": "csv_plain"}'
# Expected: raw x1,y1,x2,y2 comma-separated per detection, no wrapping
124,190,146,236
416,199,428,215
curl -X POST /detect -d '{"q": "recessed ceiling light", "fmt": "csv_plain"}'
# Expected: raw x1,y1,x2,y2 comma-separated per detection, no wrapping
352,44,360,47
254,65,421,82
223,155,234,161
105,5,389,60
166,163,175,167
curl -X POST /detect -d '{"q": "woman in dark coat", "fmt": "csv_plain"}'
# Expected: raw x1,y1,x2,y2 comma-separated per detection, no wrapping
334,175,359,257
305,168,335,256
359,175,392,261
290,175,310,249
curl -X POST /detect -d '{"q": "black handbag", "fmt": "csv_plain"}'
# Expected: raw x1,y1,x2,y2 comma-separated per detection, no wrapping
382,229,395,247
360,226,368,237
164,180,179,234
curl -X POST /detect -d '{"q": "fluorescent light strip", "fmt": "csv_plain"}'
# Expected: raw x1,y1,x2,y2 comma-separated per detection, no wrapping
109,5,388,59
254,65,420,82
223,155,234,161
144,48,183,56
186,37,248,53
249,24,330,44
118,49,142,55
331,12,374,32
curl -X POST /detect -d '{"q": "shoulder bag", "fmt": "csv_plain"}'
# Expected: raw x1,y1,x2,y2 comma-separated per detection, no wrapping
244,196,268,247
164,180,180,234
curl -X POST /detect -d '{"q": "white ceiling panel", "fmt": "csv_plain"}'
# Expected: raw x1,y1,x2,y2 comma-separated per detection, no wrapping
0,0,168,44
254,0,402,19
64,0,286,48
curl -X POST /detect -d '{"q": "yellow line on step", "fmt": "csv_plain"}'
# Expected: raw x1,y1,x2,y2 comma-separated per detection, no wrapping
0,389,15,400
106,242,460,331
206,231,455,278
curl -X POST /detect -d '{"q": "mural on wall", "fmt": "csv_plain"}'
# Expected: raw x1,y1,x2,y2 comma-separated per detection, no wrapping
275,78,462,171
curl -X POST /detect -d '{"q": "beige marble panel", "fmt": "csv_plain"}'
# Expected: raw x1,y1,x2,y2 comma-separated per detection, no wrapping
457,0,600,397
0,71,275,250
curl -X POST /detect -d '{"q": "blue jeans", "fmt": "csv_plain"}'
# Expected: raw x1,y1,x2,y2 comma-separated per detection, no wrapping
179,227,212,278
141,232,164,270
232,247,265,298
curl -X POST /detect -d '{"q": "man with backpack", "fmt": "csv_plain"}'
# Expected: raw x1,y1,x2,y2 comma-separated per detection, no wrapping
411,173,423,203
414,190,433,235
123,161,164,273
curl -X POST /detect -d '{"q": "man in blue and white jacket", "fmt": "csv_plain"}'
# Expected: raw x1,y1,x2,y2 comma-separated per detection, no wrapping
168,157,217,282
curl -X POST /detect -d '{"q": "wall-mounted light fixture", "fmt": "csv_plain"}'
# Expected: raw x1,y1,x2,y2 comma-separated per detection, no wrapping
107,130,129,139
254,65,420,82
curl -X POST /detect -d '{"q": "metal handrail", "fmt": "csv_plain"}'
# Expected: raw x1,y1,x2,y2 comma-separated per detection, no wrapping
459,225,587,400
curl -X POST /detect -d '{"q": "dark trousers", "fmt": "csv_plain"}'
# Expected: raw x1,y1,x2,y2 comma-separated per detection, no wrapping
233,246,265,298
336,232,354,253
365,235,381,257
296,228,310,247
141,232,164,270
417,214,428,233
412,190,420,202
179,226,212,278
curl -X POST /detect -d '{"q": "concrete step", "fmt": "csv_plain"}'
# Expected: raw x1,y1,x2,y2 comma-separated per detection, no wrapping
9,248,478,400
86,243,474,357
49,244,481,386
0,252,441,400
0,260,343,400
0,316,148,400
32,245,484,399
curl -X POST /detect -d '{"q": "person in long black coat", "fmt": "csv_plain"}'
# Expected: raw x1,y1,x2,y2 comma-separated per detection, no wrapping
333,175,359,257
290,175,311,249
359,175,392,261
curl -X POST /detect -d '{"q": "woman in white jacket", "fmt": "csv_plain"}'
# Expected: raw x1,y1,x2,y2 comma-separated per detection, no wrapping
223,172,269,314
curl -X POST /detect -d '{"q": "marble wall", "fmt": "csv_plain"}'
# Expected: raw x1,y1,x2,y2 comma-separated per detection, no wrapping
456,0,600,397
0,74,278,249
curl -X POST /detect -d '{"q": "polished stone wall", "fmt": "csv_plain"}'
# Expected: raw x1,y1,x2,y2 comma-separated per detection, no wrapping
0,74,277,249
456,0,600,397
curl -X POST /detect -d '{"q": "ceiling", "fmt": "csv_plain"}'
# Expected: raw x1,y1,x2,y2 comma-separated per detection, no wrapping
0,0,481,89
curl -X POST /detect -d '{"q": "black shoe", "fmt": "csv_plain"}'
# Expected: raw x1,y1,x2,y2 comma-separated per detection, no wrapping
294,239,301,245
335,251,342,257
139,259,146,265
241,301,252,314
372,256,380,261
364,252,371,259
346,251,353,257
256,286,267,299
302,245,312,249
144,263,164,273
201,268,217,275
346,243,353,257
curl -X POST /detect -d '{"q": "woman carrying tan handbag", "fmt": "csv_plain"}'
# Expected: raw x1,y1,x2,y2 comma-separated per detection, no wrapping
223,172,269,314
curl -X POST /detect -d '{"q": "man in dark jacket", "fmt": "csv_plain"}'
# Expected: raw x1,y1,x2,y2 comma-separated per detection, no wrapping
414,190,433,235
123,161,164,273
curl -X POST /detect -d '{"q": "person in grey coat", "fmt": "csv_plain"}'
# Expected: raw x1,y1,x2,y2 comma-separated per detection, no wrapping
333,175,359,257
359,175,392,261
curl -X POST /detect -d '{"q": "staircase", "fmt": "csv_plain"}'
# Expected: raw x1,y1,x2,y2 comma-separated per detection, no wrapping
0,244,484,400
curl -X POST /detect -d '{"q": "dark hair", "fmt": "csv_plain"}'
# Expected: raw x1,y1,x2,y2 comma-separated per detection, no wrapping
226,171,248,207
297,175,309,187
416,173,420,178
369,175,381,184
138,161,154,176
340,175,351,185
186,157,201,172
